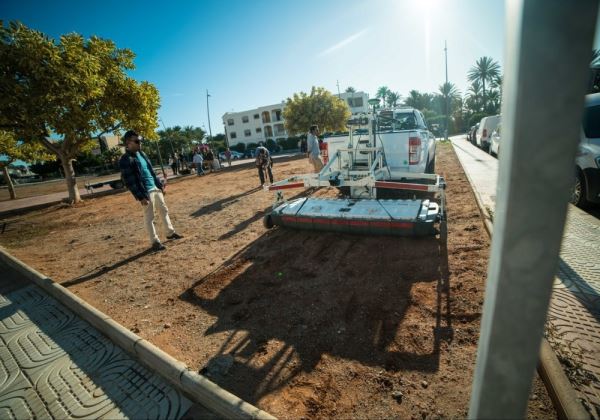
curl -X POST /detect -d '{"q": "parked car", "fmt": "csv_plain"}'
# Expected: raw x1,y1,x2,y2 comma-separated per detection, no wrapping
218,151,243,161
475,115,501,151
469,123,479,145
490,123,501,157
571,92,600,207
243,149,256,159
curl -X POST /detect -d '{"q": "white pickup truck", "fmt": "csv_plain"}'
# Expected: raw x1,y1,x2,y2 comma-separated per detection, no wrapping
324,107,437,175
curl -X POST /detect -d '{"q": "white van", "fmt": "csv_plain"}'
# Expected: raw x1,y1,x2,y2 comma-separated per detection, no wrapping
476,115,501,151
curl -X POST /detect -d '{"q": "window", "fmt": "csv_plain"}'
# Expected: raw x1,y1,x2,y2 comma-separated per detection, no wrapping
583,105,600,138
348,97,364,108
256,127,262,133
242,116,249,123
244,129,251,137
230,132,237,139
254,114,260,119
227,118,234,126
376,111,418,132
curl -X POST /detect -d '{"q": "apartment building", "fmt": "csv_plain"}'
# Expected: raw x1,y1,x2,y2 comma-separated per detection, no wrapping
222,91,369,146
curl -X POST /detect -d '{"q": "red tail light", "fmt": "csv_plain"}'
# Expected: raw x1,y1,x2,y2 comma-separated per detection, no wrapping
482,128,488,138
321,141,329,164
409,136,421,165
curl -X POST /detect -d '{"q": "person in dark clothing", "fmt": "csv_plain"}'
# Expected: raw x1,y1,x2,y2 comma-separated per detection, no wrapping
119,130,182,251
169,154,178,175
255,146,273,186
205,149,215,173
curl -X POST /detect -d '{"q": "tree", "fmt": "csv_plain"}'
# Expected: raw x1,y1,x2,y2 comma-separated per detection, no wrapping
0,131,53,199
376,86,391,107
467,56,501,113
387,92,401,107
465,80,484,113
282,87,351,135
404,90,422,109
0,21,160,203
345,86,356,93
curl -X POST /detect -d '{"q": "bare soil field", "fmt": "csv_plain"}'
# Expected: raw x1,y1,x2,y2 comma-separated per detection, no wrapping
0,144,555,418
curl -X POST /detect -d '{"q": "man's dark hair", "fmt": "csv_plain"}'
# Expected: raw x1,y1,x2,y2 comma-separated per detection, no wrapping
123,130,139,142
309,125,318,133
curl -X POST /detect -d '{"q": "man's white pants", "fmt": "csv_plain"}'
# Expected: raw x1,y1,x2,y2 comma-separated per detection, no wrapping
143,190,175,244
309,155,324,172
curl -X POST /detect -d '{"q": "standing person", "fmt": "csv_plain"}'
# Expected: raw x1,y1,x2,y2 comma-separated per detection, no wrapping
192,150,204,176
178,152,188,172
255,146,273,186
119,130,183,251
307,125,324,172
224,148,232,167
205,148,215,173
168,154,178,175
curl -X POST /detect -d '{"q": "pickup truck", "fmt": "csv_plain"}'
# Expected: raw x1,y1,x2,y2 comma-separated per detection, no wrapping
324,107,437,174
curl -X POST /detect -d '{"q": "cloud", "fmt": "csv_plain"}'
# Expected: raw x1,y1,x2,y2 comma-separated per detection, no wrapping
317,28,369,57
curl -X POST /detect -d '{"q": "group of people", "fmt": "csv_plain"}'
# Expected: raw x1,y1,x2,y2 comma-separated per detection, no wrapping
119,125,326,252
191,146,220,176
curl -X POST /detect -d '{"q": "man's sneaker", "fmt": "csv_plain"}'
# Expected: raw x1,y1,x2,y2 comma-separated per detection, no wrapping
167,232,183,240
152,242,166,251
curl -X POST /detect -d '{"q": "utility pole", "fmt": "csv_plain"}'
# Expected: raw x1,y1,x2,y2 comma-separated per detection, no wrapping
444,40,449,141
336,80,341,98
206,89,214,150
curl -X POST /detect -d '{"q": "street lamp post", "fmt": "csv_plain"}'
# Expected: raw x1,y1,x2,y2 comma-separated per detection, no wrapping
444,40,449,141
206,89,214,150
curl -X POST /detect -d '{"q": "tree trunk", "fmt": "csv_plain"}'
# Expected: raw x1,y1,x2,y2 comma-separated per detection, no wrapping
482,79,487,113
1,166,17,200
61,157,81,203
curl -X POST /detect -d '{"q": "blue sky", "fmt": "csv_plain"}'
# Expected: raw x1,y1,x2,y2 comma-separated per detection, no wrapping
3,0,600,135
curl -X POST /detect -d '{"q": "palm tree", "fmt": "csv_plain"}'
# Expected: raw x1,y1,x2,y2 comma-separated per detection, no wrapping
387,91,401,107
467,56,501,112
466,80,483,113
438,82,461,118
376,86,391,107
345,86,356,93
404,90,421,109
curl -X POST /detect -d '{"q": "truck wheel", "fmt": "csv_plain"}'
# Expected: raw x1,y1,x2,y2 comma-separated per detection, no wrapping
263,213,274,229
428,156,436,173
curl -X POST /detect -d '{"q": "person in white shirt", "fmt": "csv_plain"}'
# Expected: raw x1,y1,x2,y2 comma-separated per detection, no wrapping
307,125,323,172
192,151,204,176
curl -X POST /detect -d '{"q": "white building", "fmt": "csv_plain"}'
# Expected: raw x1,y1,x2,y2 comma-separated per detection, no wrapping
222,91,369,146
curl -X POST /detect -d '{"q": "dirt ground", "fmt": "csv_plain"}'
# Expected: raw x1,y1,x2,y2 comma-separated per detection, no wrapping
0,144,555,418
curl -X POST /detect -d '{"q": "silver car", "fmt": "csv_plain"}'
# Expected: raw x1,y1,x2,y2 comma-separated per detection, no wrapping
572,92,600,207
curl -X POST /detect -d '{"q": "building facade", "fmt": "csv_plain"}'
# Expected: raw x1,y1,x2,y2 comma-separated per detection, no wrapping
222,91,369,146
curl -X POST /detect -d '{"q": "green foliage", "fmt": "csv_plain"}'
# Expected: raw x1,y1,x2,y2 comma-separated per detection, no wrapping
0,21,161,202
158,125,205,154
283,87,351,135
101,146,122,165
265,138,277,152
246,142,259,150
276,137,299,150
345,86,356,93
0,131,54,167
467,56,501,112
376,86,391,107
232,142,246,153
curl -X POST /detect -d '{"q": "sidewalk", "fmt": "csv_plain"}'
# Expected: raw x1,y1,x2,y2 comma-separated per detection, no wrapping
450,135,600,417
0,153,301,218
0,262,194,418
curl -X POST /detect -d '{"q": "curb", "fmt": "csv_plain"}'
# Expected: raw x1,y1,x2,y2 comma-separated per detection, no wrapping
450,141,588,420
0,247,276,420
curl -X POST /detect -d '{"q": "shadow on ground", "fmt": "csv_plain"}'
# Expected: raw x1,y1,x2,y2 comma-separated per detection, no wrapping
180,225,452,405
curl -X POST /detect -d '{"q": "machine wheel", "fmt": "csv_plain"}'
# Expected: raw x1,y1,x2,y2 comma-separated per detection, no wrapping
109,180,124,189
439,220,448,243
263,213,274,229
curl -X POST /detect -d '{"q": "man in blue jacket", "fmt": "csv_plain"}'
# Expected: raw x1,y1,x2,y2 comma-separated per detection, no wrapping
119,130,182,251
